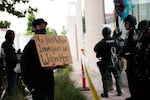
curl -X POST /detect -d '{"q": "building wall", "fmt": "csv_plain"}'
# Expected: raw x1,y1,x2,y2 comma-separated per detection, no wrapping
66,0,105,69
66,0,106,71
75,0,84,61
132,2,150,22
67,0,84,62
67,16,78,61
84,0,105,68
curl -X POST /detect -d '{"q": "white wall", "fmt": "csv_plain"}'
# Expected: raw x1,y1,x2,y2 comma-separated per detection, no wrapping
84,0,105,68
67,0,84,62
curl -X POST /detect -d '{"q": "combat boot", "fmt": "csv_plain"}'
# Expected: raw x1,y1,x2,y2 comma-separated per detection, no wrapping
101,93,108,98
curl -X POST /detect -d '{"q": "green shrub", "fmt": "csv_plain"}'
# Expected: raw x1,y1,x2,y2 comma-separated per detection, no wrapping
54,65,86,100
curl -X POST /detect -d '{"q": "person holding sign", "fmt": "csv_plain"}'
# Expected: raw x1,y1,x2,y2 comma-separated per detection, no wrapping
20,18,68,100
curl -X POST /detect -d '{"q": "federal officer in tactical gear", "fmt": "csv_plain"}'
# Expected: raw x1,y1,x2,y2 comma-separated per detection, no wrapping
113,28,125,73
107,28,125,91
123,15,137,100
132,20,150,100
94,27,122,98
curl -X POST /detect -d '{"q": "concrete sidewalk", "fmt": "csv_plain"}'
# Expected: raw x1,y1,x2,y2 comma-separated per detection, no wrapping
70,59,130,100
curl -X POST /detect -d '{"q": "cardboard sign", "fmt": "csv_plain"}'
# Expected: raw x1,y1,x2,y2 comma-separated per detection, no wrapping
34,34,72,67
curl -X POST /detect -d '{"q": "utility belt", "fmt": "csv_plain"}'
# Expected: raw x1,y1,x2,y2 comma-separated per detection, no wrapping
97,60,115,69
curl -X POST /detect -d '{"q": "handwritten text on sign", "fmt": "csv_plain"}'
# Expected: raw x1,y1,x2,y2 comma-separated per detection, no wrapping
34,34,72,67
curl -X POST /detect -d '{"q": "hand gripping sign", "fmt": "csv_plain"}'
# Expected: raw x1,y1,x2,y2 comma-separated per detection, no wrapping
34,34,72,67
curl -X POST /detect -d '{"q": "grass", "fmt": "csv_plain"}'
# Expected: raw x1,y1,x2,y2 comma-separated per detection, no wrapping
2,65,87,100
3,84,26,100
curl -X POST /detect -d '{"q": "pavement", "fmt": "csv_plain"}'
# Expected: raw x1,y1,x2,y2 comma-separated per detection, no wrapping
70,58,130,100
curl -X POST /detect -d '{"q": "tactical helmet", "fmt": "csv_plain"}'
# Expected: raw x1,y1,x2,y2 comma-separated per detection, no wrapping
124,15,137,26
102,27,111,37
138,20,148,31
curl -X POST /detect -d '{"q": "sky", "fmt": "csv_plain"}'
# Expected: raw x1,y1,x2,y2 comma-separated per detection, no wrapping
2,0,149,35
0,0,69,34
0,0,117,35
0,0,116,35
1,0,150,35
104,0,114,13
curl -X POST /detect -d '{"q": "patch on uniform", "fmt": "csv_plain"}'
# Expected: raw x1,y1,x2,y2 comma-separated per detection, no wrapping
106,40,115,43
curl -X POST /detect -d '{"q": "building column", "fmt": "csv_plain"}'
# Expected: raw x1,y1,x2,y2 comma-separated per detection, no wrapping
84,0,104,68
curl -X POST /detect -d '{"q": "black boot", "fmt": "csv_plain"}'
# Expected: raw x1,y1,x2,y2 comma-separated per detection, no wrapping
101,93,108,98
117,92,122,96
